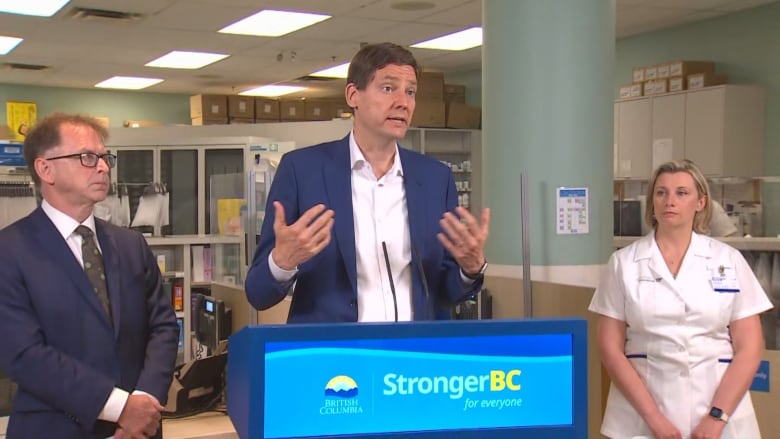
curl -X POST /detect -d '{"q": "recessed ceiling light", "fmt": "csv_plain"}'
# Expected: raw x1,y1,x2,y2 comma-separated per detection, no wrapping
239,85,306,97
146,51,229,69
0,35,23,55
0,0,70,17
309,62,350,79
411,27,482,51
219,9,331,37
95,76,163,90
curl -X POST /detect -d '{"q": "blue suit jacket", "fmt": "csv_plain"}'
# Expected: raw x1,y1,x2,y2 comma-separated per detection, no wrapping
0,208,179,438
245,135,482,323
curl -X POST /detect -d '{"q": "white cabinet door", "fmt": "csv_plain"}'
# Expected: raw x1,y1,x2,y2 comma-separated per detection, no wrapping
684,85,765,177
616,98,652,178
684,87,726,176
651,93,686,169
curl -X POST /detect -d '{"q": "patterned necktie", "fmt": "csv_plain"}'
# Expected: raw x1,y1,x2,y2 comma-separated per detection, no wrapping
75,225,112,319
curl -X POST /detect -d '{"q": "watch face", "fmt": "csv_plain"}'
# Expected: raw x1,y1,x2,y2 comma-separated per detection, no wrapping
710,407,723,418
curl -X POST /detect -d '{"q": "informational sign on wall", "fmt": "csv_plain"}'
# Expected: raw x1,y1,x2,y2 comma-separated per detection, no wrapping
556,187,589,235
6,101,37,142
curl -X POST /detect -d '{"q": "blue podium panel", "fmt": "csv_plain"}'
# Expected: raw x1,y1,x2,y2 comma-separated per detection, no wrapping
228,319,587,439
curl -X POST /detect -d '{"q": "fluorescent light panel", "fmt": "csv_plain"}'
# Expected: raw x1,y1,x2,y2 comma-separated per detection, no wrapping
95,76,163,90
219,9,331,37
0,35,23,55
0,0,70,17
240,85,305,97
412,27,482,51
146,50,229,69
309,62,350,79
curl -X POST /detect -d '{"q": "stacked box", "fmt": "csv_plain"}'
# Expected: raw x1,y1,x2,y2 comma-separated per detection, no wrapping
280,100,305,121
255,98,281,121
190,94,228,125
412,71,446,128
228,96,255,120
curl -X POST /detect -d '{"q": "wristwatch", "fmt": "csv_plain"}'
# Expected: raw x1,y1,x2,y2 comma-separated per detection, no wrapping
709,407,729,423
464,260,488,280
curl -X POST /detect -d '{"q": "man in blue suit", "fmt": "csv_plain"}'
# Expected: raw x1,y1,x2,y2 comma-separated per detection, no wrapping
245,43,490,323
0,114,178,438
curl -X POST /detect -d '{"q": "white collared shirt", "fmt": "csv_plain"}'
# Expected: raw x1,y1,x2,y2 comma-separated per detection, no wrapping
41,199,100,266
349,132,413,322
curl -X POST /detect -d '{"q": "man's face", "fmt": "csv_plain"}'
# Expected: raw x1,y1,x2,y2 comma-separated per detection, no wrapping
43,123,111,206
347,63,417,144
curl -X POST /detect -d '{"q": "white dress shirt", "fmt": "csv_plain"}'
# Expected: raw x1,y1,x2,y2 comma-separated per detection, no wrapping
268,131,414,321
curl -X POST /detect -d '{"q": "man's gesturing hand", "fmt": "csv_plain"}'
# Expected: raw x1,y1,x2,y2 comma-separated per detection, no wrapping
271,201,335,270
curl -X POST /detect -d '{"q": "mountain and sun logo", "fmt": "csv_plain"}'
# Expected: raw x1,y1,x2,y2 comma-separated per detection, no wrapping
320,375,364,416
324,375,359,398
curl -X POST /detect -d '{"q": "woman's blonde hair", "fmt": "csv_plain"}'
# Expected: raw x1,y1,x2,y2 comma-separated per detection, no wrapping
644,159,712,234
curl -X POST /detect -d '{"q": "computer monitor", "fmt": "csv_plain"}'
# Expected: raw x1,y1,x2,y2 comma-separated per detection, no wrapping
228,318,588,439
193,294,232,355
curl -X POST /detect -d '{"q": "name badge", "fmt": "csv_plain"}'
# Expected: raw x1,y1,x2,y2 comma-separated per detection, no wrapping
711,265,739,293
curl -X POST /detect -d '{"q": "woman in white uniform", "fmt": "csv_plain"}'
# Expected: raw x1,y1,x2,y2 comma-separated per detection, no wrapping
590,160,772,439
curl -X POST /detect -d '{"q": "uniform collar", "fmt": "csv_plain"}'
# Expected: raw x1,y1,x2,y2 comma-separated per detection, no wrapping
633,230,712,262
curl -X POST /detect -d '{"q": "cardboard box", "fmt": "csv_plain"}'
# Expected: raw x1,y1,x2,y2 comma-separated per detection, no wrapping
631,66,645,83
228,95,255,119
446,103,481,129
687,72,728,90
656,63,670,79
304,99,333,121
122,120,161,128
0,125,12,140
190,94,228,118
644,65,658,81
417,72,445,102
619,83,644,99
254,98,280,121
619,84,644,99
668,76,686,92
191,117,228,126
643,79,668,96
280,100,305,121
411,100,445,128
444,84,466,104
229,117,254,125
669,60,714,78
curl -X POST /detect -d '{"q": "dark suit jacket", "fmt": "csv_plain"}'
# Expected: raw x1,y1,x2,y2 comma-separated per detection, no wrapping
245,135,482,323
0,208,179,438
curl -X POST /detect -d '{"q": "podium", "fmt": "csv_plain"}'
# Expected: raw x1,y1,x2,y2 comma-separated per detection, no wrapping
228,319,588,439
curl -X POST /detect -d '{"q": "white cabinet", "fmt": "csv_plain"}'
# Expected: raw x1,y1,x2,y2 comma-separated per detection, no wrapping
684,85,766,177
651,93,686,169
614,85,766,178
614,98,652,178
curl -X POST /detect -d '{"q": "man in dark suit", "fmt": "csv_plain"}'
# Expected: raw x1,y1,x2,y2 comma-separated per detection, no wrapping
0,113,179,438
245,42,491,323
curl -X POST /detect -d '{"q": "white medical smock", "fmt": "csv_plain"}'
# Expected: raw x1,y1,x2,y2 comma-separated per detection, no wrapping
589,232,772,439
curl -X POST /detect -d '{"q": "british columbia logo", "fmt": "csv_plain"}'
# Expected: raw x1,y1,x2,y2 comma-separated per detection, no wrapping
321,375,364,415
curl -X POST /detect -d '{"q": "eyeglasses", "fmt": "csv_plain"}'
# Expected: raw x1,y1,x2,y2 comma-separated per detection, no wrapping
45,152,117,168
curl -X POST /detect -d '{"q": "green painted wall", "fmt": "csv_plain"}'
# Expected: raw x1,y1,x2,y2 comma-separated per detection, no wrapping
0,84,190,127
614,1,780,235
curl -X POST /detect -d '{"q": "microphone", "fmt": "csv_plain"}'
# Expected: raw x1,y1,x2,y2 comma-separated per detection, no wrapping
412,243,432,321
381,242,399,322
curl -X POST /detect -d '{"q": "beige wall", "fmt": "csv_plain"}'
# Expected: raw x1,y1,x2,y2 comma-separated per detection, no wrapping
484,276,602,439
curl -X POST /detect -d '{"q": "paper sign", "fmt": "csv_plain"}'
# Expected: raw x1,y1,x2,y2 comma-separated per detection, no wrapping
556,188,589,235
